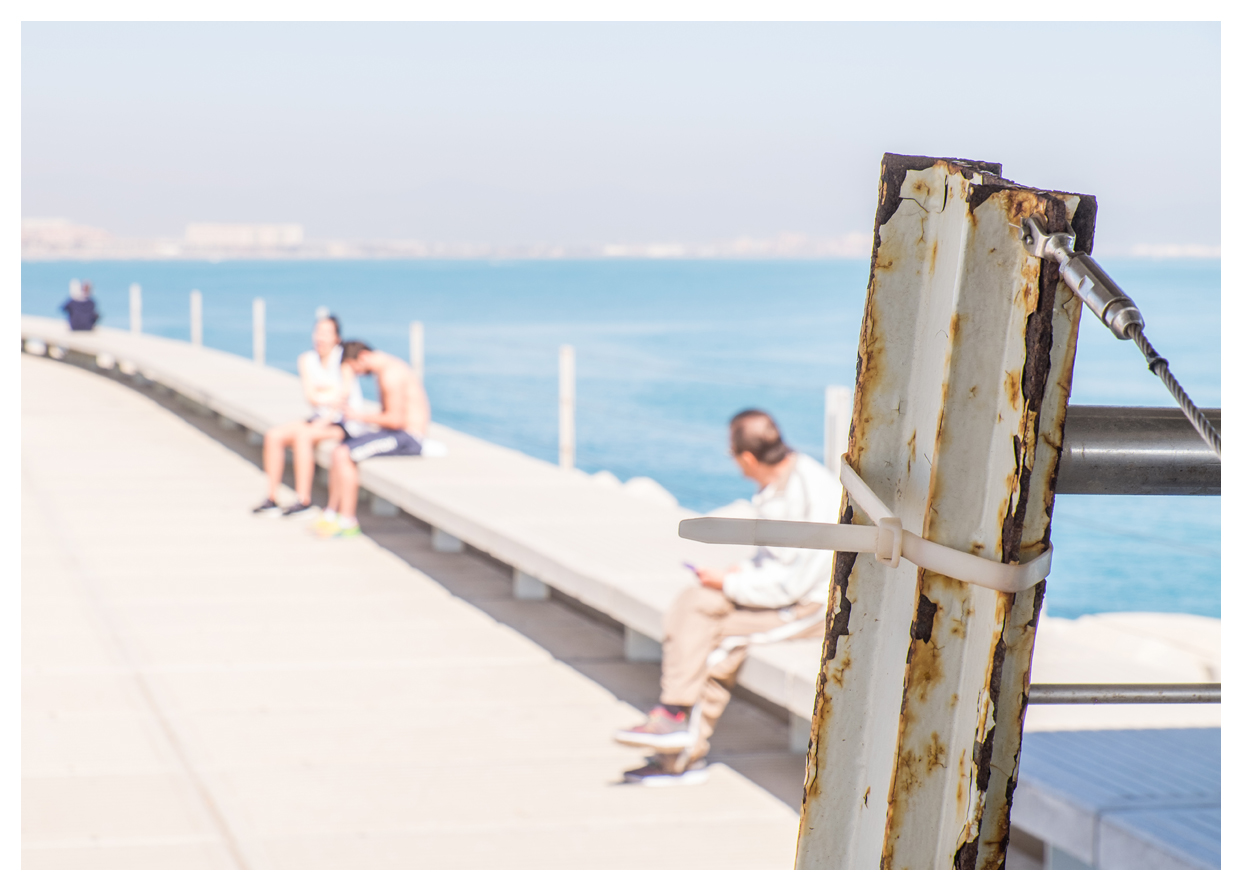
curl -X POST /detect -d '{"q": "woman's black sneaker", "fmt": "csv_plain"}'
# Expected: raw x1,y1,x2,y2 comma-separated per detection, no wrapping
622,754,709,787
282,501,313,517
252,498,281,515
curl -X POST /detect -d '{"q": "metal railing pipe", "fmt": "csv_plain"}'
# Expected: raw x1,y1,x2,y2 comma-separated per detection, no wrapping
1057,405,1221,495
1027,683,1220,705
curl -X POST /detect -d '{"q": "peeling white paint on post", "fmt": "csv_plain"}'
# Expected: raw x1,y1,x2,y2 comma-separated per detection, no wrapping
252,298,265,366
129,284,142,334
559,345,575,470
795,155,1089,869
409,321,425,383
190,290,203,347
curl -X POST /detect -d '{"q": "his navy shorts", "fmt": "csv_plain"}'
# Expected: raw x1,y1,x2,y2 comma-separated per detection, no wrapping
342,429,423,462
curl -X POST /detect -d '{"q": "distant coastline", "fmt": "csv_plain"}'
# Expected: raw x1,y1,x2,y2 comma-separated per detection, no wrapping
22,218,874,262
21,218,1221,262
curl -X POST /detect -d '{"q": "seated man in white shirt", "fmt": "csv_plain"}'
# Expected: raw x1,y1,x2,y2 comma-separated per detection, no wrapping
615,409,838,785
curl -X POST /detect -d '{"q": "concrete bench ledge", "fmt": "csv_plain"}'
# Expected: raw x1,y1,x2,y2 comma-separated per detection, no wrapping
20,317,807,721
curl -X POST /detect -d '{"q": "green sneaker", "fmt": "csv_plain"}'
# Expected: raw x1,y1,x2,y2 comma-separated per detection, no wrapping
332,523,361,539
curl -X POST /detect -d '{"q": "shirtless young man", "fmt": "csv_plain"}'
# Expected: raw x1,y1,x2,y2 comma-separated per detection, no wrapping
316,340,430,538
253,315,359,517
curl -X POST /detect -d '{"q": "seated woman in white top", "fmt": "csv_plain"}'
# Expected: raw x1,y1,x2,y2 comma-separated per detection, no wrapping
252,315,363,517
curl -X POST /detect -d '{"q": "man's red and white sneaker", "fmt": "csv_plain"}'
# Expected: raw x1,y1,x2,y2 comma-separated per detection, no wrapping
614,705,692,750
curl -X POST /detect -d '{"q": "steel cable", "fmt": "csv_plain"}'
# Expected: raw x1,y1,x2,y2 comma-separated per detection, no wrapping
1127,325,1222,458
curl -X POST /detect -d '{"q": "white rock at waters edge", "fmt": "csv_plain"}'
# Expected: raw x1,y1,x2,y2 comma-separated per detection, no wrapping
623,476,679,509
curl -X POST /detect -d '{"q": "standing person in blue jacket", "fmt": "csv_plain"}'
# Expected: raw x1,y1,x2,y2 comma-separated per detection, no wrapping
60,279,99,331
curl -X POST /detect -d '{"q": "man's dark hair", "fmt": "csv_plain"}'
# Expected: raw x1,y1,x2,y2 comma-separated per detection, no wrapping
729,409,790,465
341,340,373,362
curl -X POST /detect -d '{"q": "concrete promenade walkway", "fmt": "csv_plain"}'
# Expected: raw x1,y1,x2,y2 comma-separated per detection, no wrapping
21,355,799,869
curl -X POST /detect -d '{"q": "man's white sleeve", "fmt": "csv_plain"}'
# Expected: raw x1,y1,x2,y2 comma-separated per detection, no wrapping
722,549,808,609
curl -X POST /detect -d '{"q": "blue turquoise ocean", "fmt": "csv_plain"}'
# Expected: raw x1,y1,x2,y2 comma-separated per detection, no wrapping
21,259,1221,620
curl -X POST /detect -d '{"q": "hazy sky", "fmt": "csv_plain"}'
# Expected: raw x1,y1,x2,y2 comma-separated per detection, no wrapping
22,22,1221,252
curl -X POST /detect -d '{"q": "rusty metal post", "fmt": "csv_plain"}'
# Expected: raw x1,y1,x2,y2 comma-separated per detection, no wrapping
795,155,1092,869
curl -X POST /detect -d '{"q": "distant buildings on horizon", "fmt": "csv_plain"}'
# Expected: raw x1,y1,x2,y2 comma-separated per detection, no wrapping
20,217,1221,262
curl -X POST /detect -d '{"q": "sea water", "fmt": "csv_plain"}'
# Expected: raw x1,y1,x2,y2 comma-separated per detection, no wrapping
21,258,1221,619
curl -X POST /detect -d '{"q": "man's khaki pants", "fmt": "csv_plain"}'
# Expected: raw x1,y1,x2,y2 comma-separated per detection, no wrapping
660,585,825,758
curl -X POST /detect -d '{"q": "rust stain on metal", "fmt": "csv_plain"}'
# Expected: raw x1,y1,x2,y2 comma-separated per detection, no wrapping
802,692,830,806
828,652,853,688
956,749,969,816
821,505,857,663
948,606,969,639
894,732,949,784
1003,370,1022,412
883,725,951,867
905,631,944,704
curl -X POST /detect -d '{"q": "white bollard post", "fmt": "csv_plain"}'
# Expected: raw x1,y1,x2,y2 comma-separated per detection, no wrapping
409,321,424,382
559,345,575,470
252,298,266,365
129,284,142,334
824,385,852,478
190,290,203,346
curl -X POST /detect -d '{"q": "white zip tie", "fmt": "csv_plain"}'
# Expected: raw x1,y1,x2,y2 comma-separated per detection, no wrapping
678,457,1053,594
